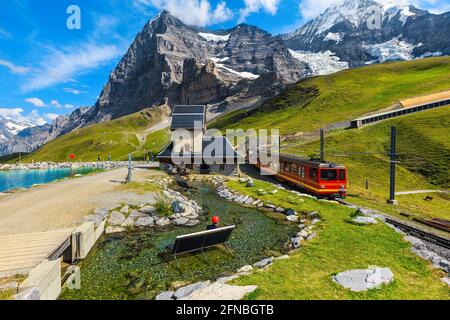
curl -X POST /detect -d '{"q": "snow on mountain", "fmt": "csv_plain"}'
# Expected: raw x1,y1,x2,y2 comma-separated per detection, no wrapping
364,38,415,63
289,49,349,76
282,0,450,67
198,32,230,42
324,32,344,43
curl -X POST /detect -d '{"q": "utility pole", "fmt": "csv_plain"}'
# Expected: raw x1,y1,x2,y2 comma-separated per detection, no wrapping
320,129,324,162
387,126,398,205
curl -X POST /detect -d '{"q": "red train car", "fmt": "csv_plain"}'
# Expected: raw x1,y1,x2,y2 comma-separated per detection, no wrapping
257,154,347,198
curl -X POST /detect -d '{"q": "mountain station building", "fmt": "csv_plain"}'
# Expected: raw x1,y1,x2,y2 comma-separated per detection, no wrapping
157,105,243,175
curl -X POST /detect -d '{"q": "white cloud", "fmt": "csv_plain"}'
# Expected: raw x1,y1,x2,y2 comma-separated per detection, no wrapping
21,42,122,92
0,59,32,75
0,108,47,126
239,0,281,23
63,87,86,95
64,104,75,109
136,0,233,26
50,100,62,108
25,97,46,108
45,113,60,121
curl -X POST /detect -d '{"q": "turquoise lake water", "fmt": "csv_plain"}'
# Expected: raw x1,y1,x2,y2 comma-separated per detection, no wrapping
0,167,98,192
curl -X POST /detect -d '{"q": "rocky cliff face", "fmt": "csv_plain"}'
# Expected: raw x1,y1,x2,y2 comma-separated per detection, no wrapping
92,11,308,121
283,0,450,67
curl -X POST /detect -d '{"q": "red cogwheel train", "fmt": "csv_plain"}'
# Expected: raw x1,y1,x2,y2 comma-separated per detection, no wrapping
256,154,348,198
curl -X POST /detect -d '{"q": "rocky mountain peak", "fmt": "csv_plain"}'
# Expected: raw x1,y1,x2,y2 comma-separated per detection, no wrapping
283,0,449,67
91,10,307,121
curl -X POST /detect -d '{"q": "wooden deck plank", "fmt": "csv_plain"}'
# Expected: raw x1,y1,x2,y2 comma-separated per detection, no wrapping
0,228,73,275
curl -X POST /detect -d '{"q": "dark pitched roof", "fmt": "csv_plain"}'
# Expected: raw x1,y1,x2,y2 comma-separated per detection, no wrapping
170,105,206,130
173,105,206,114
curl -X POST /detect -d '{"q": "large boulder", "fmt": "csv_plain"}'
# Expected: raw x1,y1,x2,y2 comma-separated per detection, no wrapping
140,206,156,215
156,217,171,227
333,267,394,292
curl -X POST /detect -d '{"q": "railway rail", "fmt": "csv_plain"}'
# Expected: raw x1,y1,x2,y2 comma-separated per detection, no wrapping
384,218,450,249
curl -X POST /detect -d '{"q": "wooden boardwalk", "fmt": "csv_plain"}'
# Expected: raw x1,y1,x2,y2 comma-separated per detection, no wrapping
0,228,74,277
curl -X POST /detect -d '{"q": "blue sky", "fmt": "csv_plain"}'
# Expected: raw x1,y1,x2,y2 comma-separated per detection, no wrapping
0,0,449,125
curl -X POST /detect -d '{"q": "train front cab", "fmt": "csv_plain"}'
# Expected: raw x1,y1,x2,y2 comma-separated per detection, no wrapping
317,167,347,198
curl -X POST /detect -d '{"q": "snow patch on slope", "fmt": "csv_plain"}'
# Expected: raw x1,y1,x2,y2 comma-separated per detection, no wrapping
324,32,344,43
198,32,230,43
289,49,349,76
210,57,260,79
365,38,415,62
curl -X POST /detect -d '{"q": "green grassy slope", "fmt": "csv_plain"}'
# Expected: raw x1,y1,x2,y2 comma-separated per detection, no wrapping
286,107,450,220
210,57,450,135
24,108,170,162
228,180,450,300
228,179,449,300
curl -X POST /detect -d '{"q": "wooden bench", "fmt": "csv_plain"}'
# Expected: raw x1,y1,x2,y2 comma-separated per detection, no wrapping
170,226,236,269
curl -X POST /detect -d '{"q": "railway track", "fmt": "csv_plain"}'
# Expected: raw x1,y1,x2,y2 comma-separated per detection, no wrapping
333,198,450,250
384,218,450,249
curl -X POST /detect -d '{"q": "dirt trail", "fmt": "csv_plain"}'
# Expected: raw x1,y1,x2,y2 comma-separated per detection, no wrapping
0,168,146,235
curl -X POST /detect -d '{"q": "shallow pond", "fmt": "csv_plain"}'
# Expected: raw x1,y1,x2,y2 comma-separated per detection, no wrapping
61,184,296,300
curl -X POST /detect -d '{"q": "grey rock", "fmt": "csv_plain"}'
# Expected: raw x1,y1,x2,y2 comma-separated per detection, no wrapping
120,205,129,214
134,216,155,227
311,218,321,225
121,217,135,228
307,232,318,241
333,267,394,292
185,219,201,227
173,217,190,226
129,210,145,219
291,237,302,249
140,206,156,215
94,208,109,219
353,216,378,225
155,291,175,300
108,211,126,226
156,217,171,227
286,215,299,223
174,281,211,300
298,224,306,230
253,257,274,269
238,265,254,273
180,282,258,300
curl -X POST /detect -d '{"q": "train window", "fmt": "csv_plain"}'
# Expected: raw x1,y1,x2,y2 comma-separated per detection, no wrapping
299,166,305,178
310,168,318,179
284,162,291,172
320,169,337,181
339,170,346,180
291,163,298,175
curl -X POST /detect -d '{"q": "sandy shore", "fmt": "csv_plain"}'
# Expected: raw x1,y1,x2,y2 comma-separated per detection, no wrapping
0,168,153,235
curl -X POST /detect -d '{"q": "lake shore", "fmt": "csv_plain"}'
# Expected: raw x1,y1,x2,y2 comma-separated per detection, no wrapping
0,168,154,236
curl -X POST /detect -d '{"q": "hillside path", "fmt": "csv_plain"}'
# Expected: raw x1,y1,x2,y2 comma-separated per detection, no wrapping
0,168,145,235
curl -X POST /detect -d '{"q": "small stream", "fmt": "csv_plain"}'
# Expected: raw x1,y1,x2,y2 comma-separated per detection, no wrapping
61,183,296,300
